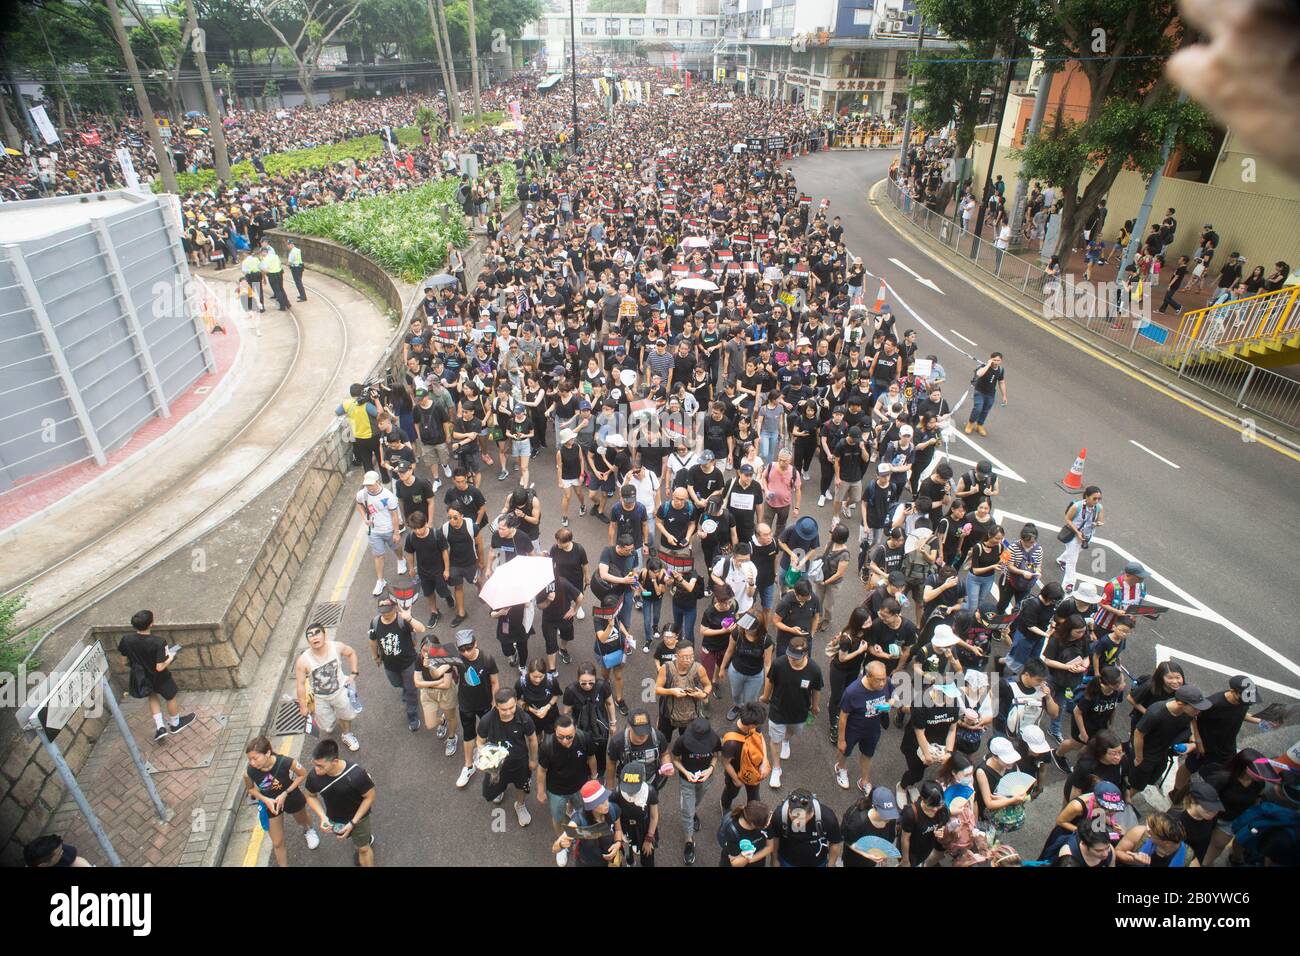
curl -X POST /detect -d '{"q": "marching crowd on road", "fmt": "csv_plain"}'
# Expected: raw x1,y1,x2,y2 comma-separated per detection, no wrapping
42,73,1291,869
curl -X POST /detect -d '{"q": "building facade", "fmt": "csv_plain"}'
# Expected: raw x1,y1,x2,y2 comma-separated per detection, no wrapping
714,0,953,115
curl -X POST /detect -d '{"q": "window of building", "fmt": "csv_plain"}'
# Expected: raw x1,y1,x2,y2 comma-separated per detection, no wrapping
606,18,621,35
581,19,597,36
853,9,871,25
677,19,692,36
629,19,644,36
762,9,771,25
701,19,716,36
654,19,669,36
895,51,910,77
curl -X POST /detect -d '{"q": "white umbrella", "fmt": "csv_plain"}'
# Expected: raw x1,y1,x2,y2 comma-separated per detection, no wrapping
681,236,711,249
677,277,719,292
479,555,554,610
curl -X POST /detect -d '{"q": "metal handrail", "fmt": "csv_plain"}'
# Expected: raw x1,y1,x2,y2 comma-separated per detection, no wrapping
1178,286,1300,351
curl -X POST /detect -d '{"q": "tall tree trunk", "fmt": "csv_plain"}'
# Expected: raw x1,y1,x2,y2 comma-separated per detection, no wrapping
299,65,315,108
0,85,21,149
184,0,230,181
426,0,455,128
105,0,177,192
466,0,481,120
433,0,463,130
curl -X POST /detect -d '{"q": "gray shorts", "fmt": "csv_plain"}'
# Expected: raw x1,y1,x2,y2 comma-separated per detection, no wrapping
768,720,805,744
512,440,531,458
313,689,356,732
838,479,864,505
368,530,399,556
447,564,479,586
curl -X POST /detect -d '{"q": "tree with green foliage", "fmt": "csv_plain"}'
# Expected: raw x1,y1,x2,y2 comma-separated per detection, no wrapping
106,0,178,192
586,0,645,12
0,592,39,677
1014,0,1212,257
253,0,364,107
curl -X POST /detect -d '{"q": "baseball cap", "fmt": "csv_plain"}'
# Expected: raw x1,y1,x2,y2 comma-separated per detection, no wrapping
1188,780,1225,813
989,737,1021,766
848,425,863,439
394,459,413,472
1174,685,1213,711
628,708,653,736
975,460,993,476
1228,675,1258,698
1020,725,1052,754
619,761,649,795
700,449,716,462
886,571,906,589
454,628,477,649
931,624,959,648
578,400,592,411
363,470,382,485
558,428,577,443
899,425,913,436
871,786,900,820
1094,782,1125,810
740,463,754,475
620,485,637,501
514,404,527,414
376,596,395,608
877,461,891,474
1123,561,1146,578
580,779,610,809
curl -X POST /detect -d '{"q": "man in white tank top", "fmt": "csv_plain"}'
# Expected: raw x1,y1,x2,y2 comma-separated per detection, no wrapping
295,624,362,752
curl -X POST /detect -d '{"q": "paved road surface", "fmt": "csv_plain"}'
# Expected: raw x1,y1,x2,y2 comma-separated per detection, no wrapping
278,150,1298,869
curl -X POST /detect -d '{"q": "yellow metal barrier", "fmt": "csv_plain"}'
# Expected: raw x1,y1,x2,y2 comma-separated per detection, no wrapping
1175,286,1300,352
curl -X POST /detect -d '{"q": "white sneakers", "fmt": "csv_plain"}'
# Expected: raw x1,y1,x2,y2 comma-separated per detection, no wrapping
555,848,569,867
304,827,320,850
515,802,532,827
817,493,827,507
576,607,586,620
769,766,783,789
341,733,360,752
372,579,387,596
456,765,476,788
780,741,791,760
835,766,850,789
443,464,452,478
397,558,408,576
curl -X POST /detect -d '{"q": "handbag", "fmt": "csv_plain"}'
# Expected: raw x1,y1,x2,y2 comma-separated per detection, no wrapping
1056,522,1075,544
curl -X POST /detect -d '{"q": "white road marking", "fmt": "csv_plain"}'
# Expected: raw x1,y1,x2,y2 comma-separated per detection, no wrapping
944,426,1027,483
881,280,975,359
945,453,1023,484
997,508,1300,681
888,257,945,294
1156,644,1300,700
1129,440,1181,469
950,328,979,347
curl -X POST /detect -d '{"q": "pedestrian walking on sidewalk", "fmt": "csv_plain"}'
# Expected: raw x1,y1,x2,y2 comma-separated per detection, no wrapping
118,610,196,742
304,739,377,867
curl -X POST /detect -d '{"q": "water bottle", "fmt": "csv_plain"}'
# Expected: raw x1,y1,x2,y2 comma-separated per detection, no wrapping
346,681,363,715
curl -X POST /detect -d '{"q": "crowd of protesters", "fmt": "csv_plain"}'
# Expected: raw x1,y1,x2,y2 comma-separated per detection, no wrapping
283,74,1300,868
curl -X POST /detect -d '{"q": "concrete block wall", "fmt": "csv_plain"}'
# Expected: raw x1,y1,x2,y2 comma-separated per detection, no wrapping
0,704,108,866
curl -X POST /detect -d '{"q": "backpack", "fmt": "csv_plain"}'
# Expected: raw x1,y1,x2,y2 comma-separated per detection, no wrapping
900,540,936,587
779,795,826,841
571,687,611,739
723,730,766,786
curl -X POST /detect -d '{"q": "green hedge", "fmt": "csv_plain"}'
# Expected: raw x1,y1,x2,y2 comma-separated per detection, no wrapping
283,162,517,283
157,112,509,193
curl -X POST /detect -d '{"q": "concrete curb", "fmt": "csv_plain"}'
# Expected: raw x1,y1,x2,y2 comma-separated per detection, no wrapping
867,178,1300,459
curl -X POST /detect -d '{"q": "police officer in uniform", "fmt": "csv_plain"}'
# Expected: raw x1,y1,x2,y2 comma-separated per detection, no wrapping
260,241,291,311
241,250,265,312
287,239,308,301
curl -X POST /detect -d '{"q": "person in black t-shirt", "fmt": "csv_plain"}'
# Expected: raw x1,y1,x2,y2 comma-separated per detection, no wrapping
536,715,598,838
245,734,317,867
118,609,195,741
898,781,949,867
1129,686,1211,791
368,596,426,733
475,689,539,826
669,716,722,865
304,738,377,866
403,511,450,626
964,352,1006,436
772,788,843,867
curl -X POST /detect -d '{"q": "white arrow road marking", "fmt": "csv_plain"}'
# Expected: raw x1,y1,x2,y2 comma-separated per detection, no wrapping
1156,644,1300,700
945,452,1024,484
951,328,979,347
996,508,1300,681
944,426,1027,483
1129,440,1181,469
889,257,945,294
884,281,974,359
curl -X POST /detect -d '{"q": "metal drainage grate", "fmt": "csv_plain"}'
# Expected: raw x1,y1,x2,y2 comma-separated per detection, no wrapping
309,601,347,627
270,699,308,736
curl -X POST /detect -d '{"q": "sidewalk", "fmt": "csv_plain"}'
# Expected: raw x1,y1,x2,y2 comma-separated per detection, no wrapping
43,690,255,867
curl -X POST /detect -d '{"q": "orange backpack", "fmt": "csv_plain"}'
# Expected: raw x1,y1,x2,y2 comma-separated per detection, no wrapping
723,730,766,786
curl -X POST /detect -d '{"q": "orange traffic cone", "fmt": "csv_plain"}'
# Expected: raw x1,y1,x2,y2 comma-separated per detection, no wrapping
1057,449,1087,493
872,279,887,313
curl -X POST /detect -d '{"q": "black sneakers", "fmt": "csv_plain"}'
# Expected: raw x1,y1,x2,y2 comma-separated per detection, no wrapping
169,713,196,735
683,841,696,866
